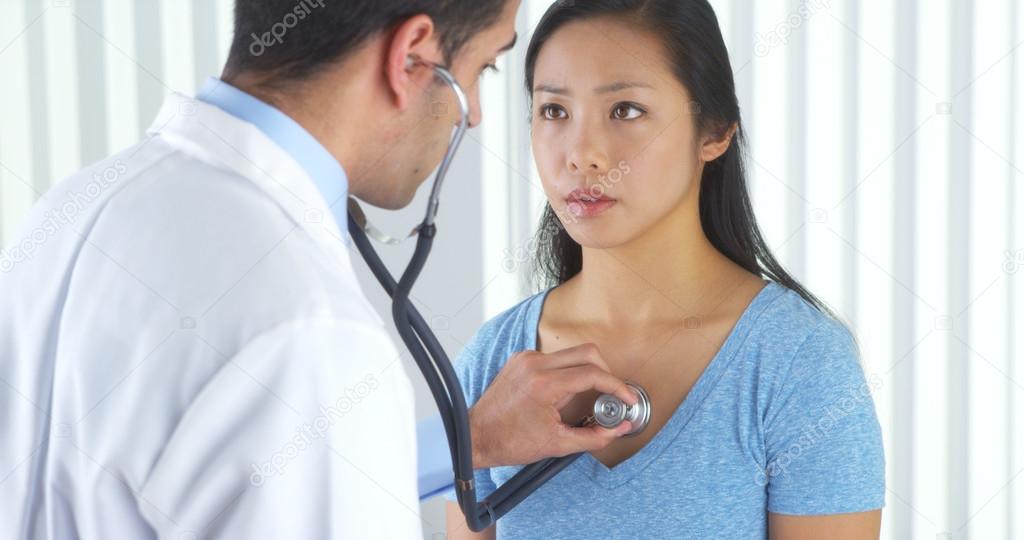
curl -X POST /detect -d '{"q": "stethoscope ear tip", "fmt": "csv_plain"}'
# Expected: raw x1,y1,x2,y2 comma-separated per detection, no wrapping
346,62,467,247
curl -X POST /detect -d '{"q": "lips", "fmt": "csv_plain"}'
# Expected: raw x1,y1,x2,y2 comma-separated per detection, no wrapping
565,188,617,218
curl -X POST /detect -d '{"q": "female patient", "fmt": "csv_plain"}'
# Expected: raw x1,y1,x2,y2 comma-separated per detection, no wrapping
445,1,884,538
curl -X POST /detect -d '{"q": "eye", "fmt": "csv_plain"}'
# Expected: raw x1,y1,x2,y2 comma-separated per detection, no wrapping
473,62,499,86
611,102,645,120
538,104,568,120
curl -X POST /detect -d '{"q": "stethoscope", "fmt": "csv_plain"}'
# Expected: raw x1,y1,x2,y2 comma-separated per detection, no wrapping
346,57,652,532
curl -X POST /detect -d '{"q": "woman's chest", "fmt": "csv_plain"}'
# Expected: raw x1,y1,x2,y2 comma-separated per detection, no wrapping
491,424,770,539
540,324,735,468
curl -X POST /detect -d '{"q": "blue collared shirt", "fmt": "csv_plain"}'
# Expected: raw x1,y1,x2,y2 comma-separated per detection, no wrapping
196,77,453,500
196,77,349,239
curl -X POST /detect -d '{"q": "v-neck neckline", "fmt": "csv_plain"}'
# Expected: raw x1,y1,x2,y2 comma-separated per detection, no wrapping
524,281,782,488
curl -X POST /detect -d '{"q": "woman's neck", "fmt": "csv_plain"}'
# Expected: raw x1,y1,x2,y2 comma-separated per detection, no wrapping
565,202,749,328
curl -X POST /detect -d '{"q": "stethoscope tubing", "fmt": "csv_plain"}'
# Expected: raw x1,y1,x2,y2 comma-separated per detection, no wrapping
348,211,588,531
346,61,587,532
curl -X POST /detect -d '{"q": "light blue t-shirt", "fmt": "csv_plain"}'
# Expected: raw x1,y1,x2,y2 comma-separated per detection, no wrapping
444,281,884,539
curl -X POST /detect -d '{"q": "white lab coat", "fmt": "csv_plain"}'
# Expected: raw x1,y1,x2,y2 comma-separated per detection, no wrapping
0,92,421,538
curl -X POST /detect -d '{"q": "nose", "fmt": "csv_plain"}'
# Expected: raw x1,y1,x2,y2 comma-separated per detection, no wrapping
466,88,482,128
566,130,610,175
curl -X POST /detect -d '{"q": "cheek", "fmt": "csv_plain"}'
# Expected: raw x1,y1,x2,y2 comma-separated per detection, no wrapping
627,124,699,194
401,109,450,183
531,131,565,192
628,165,692,218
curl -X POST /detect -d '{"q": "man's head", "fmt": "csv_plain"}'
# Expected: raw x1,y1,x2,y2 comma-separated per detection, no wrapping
223,0,520,209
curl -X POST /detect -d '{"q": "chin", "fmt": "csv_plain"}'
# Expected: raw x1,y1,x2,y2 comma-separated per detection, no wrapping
564,222,632,250
353,185,415,211
370,199,406,211
357,155,440,211
376,191,417,211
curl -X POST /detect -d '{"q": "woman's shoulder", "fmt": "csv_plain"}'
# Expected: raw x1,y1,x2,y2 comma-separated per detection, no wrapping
470,289,549,351
451,288,552,395
747,282,857,361
750,289,884,514
741,284,874,411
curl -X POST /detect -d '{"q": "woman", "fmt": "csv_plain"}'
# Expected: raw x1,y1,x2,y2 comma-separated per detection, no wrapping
445,1,884,538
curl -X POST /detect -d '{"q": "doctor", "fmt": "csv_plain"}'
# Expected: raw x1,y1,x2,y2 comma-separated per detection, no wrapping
0,0,638,538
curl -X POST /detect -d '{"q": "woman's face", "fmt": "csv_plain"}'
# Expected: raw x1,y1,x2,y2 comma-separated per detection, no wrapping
530,17,708,249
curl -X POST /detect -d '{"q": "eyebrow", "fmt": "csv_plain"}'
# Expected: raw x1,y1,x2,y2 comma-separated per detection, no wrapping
498,33,518,53
533,81,653,96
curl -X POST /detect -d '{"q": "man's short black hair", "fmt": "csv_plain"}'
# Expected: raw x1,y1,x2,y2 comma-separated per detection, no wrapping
224,0,509,83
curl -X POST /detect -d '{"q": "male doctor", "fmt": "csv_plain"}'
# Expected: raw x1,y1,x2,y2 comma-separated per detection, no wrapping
0,1,637,538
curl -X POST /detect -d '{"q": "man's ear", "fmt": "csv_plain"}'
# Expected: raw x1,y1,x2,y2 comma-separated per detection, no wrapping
700,122,737,162
384,14,442,111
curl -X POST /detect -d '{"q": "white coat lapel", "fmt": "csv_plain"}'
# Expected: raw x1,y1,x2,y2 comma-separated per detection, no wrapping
146,92,352,268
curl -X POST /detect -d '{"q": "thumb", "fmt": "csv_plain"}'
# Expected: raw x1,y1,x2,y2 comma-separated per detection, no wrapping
561,421,632,453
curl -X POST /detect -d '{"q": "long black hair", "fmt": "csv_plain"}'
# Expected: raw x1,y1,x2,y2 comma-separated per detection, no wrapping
526,0,835,317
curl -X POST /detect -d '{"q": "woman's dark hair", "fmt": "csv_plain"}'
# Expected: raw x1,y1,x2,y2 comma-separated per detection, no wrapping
526,0,836,318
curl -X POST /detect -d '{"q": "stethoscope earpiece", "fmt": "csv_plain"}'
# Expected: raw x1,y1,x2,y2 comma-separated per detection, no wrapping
350,55,468,242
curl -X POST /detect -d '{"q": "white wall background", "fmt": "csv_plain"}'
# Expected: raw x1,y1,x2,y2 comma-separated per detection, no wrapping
0,1,1021,539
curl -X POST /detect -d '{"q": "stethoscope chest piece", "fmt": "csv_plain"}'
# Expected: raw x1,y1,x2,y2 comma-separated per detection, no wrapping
592,381,651,437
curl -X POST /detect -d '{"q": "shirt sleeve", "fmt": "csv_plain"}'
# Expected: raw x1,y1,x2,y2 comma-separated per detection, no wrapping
137,318,421,538
763,319,886,515
418,413,455,500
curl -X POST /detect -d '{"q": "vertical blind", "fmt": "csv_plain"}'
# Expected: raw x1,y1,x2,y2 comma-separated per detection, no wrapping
0,1,1021,538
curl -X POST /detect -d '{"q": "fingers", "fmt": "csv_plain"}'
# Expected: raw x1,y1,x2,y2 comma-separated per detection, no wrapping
536,343,612,371
522,344,636,404
549,365,637,405
558,421,632,453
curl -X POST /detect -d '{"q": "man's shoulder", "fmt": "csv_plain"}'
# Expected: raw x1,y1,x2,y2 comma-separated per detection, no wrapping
49,137,384,351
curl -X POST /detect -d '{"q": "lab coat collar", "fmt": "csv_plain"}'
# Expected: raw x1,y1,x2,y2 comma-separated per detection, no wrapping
194,77,349,239
146,90,352,263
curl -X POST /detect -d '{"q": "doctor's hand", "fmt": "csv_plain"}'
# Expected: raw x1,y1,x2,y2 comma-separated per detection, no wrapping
468,343,637,469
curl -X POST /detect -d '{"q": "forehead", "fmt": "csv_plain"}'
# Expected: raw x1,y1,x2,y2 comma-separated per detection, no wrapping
533,17,671,87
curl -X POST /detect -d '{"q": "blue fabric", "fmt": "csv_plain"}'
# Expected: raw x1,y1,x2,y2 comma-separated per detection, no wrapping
418,413,457,500
196,77,349,240
443,281,885,539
